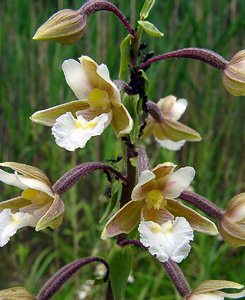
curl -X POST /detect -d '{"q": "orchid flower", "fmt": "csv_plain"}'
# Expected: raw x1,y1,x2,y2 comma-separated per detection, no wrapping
187,280,245,300
139,217,194,263
31,55,133,151
102,163,218,239
219,193,245,247
0,162,64,247
144,96,201,151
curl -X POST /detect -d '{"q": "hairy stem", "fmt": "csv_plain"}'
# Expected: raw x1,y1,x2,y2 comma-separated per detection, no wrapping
80,0,135,37
119,239,146,249
37,257,109,300
139,48,228,70
162,259,191,298
180,190,224,219
53,162,127,194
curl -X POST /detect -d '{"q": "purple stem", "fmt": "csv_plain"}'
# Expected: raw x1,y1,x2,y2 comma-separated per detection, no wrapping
162,259,191,298
37,257,109,300
80,0,135,37
180,190,224,220
53,162,127,194
139,48,228,70
119,239,146,249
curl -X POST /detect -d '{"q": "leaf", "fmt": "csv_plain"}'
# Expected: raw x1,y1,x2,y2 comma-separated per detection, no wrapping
138,21,164,37
123,94,140,143
109,245,132,300
140,0,156,20
119,34,131,81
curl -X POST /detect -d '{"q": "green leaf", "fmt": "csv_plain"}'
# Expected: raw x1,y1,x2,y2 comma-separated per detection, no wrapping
99,181,122,224
138,21,164,37
119,34,131,81
140,0,155,20
109,245,132,300
123,94,140,143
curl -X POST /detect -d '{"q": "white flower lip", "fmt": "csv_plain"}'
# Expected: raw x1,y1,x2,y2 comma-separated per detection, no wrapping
52,111,112,151
156,138,186,151
139,217,194,263
0,209,37,247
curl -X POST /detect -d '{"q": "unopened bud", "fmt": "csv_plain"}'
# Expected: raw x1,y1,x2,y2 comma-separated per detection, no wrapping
0,287,35,299
219,193,245,247
33,9,87,45
222,50,245,96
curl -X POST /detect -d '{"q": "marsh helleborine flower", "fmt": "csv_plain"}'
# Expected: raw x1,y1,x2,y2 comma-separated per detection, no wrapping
139,217,194,263
33,9,87,45
187,280,245,300
0,162,64,247
145,96,201,151
222,50,245,96
31,56,133,151
219,193,245,247
102,163,218,239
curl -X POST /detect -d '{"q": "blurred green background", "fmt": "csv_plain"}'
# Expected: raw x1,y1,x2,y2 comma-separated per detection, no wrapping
0,0,244,299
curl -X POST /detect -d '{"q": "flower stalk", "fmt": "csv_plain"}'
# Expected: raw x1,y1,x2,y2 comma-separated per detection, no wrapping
139,48,228,70
162,259,191,298
80,0,135,37
37,257,109,300
53,162,127,194
180,190,224,220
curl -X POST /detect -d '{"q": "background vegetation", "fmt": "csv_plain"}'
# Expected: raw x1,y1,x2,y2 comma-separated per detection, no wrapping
0,0,244,299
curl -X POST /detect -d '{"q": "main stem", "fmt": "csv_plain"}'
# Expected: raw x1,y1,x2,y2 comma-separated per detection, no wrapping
139,48,228,70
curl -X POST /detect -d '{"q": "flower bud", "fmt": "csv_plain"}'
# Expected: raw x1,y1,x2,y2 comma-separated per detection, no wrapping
222,50,245,96
33,9,87,45
0,287,35,299
219,193,245,247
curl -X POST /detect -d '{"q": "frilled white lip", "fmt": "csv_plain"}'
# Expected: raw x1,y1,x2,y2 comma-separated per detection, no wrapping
139,217,194,263
0,209,37,247
52,111,112,151
156,138,186,151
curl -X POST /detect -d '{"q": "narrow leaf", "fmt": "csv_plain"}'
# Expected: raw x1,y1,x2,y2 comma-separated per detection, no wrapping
140,0,156,20
109,245,132,300
119,34,131,81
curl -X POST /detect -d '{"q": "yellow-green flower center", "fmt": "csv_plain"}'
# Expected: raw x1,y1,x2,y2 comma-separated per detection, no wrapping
145,189,165,210
75,119,97,129
87,88,111,110
150,221,173,234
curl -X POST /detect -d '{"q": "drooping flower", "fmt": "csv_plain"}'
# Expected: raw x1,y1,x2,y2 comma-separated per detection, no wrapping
0,162,64,247
187,280,245,300
222,50,245,96
31,56,133,151
219,193,245,247
102,163,218,239
139,217,194,263
144,96,201,151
